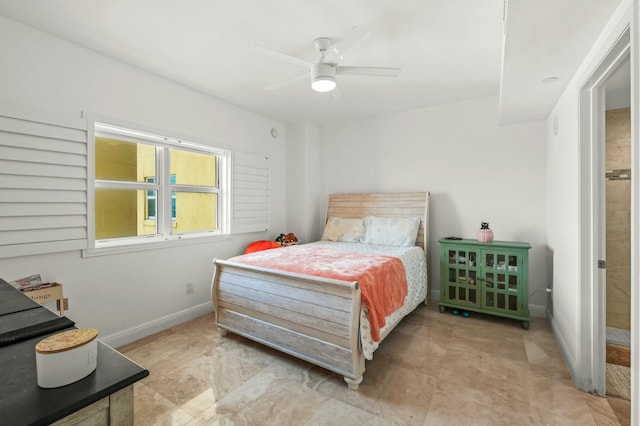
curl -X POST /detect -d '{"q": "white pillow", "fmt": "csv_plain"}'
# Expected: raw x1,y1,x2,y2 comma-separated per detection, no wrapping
321,217,365,242
362,216,421,247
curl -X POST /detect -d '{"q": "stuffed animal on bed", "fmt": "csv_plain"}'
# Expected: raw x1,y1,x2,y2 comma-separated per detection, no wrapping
276,232,299,246
283,233,298,245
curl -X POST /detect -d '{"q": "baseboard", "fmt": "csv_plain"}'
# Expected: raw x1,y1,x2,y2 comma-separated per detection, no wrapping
430,289,547,318
549,307,580,386
528,303,546,318
102,302,213,349
430,288,440,304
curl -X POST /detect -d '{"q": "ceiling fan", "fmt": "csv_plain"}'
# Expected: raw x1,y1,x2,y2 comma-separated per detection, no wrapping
251,27,401,98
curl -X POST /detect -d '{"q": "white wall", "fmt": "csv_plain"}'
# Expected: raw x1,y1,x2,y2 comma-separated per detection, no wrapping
285,122,324,243
545,0,633,391
0,17,286,347
318,96,548,313
546,96,581,370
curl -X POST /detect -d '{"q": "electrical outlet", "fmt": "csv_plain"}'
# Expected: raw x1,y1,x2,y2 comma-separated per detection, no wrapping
186,282,195,294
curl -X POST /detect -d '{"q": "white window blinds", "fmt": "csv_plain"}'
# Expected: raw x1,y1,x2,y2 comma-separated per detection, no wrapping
0,106,88,258
232,152,269,233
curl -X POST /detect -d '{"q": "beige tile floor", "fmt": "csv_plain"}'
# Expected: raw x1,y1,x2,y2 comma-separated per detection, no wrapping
118,303,630,425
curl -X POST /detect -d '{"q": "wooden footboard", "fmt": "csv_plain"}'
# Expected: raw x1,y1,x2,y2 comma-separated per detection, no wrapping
211,258,366,389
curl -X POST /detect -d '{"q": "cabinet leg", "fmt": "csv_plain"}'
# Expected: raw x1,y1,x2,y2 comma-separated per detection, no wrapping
522,321,530,330
439,305,445,313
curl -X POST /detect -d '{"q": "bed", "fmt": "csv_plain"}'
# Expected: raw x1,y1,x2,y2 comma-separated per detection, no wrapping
210,192,429,389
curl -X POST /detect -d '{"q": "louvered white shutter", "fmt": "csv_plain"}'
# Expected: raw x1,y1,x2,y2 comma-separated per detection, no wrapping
232,152,269,233
0,106,88,258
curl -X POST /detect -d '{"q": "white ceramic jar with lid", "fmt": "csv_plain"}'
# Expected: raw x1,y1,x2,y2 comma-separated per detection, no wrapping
35,328,98,388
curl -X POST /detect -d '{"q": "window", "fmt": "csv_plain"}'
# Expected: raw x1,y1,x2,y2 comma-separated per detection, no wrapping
90,122,228,251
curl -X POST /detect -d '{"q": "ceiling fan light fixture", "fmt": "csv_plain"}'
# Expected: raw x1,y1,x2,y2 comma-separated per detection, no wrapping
253,29,401,96
311,76,336,92
311,63,337,92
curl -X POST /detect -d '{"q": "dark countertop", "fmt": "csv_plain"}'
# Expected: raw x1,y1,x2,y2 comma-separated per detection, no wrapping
0,278,149,426
0,279,41,315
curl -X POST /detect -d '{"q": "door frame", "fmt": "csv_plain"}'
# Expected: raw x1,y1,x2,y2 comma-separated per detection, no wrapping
578,27,630,396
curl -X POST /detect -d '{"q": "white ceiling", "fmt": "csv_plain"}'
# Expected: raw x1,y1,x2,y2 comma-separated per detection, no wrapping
0,0,624,125
500,0,624,124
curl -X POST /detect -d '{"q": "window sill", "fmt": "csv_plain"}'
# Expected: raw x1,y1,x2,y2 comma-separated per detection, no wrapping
82,233,231,257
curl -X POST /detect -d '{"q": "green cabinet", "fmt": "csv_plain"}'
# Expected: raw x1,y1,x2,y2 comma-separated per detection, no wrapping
438,238,531,329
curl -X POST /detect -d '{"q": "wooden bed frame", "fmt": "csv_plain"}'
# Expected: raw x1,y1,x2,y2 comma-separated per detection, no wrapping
211,192,429,389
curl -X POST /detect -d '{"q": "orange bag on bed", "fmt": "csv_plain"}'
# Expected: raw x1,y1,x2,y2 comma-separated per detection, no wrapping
244,240,282,254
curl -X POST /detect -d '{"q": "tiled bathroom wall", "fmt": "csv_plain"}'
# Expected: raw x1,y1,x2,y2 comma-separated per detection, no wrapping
605,108,631,332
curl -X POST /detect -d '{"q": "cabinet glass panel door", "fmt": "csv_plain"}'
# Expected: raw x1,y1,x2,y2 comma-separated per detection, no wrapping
445,248,479,307
482,250,522,315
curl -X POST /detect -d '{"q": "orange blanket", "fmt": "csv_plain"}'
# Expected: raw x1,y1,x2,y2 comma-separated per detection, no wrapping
228,245,408,342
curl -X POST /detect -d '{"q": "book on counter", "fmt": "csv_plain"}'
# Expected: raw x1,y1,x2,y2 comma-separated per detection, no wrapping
8,274,56,292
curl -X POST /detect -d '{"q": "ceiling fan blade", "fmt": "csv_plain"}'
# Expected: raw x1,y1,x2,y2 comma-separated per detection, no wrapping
330,86,342,100
264,73,309,91
324,27,370,64
337,66,401,78
250,44,313,69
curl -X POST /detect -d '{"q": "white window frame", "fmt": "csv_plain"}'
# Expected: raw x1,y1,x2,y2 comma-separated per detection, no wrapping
145,175,177,221
83,116,230,257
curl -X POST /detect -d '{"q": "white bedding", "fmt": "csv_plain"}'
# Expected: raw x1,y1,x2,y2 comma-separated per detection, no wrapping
305,241,428,359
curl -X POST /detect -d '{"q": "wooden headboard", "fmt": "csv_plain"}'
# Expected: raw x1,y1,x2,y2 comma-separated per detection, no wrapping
324,192,430,251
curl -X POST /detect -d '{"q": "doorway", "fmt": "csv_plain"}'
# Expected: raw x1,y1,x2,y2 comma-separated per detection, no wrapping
578,26,630,398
